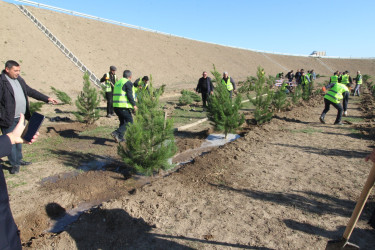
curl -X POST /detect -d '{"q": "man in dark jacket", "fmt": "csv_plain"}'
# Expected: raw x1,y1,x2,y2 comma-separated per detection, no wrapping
111,70,138,143
0,60,58,174
1,114,39,250
196,71,214,108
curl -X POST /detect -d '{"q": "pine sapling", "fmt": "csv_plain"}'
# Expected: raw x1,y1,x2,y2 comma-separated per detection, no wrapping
207,66,244,138
249,66,274,124
51,86,72,105
74,73,101,124
118,81,177,176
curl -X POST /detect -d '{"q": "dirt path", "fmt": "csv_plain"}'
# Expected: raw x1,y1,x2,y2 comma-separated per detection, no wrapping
4,91,375,249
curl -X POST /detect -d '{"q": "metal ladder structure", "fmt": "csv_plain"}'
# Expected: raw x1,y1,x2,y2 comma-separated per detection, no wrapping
315,57,335,74
261,53,288,72
14,4,102,88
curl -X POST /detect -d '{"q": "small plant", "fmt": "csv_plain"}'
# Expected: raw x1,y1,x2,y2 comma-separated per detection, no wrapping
29,101,44,115
210,64,221,84
74,73,101,124
178,92,193,105
179,90,201,105
51,86,72,104
119,80,177,176
291,85,302,104
207,65,245,138
363,74,372,83
302,82,311,101
272,89,289,112
250,66,274,124
238,76,257,93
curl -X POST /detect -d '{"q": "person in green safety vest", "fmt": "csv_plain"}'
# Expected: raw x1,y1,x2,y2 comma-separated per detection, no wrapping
319,81,349,125
299,71,310,86
338,70,352,116
221,72,236,98
111,70,137,143
353,71,363,96
133,76,149,102
280,81,290,94
134,76,150,91
100,66,117,118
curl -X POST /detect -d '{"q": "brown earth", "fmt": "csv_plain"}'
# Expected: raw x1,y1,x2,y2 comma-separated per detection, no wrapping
1,2,375,249
2,87,374,249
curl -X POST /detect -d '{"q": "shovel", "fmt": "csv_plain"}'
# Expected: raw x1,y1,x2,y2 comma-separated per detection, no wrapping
326,162,375,250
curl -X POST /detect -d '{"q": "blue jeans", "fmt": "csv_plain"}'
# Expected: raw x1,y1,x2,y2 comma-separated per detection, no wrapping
354,84,361,96
113,108,133,139
1,118,23,166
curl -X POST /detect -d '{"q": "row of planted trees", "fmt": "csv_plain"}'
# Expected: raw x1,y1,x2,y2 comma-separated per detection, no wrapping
36,66,326,176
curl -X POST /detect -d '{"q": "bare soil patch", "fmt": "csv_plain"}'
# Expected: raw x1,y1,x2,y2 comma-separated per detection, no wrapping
2,88,374,249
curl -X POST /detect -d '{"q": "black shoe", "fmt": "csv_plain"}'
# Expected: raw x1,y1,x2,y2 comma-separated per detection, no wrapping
20,160,32,166
319,117,325,124
10,165,20,174
111,132,120,143
334,122,343,125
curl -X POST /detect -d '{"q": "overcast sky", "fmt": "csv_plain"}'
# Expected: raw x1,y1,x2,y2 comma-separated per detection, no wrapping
6,0,375,58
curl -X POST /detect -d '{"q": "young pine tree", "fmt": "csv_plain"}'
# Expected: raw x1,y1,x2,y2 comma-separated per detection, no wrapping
74,73,101,124
249,66,274,124
291,85,302,104
51,86,72,105
207,66,244,139
272,89,289,112
118,83,177,176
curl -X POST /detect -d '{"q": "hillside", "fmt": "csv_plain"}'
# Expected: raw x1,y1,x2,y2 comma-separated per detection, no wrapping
1,1,375,98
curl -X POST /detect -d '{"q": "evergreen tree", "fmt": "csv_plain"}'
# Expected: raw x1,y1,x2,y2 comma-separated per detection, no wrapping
74,73,101,124
207,65,244,138
118,83,177,176
291,85,302,104
249,66,274,124
210,64,222,84
51,86,72,105
179,90,201,105
272,89,288,112
29,101,44,115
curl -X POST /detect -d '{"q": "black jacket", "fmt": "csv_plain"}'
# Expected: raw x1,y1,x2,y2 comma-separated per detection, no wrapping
0,70,49,127
196,77,214,93
0,135,22,250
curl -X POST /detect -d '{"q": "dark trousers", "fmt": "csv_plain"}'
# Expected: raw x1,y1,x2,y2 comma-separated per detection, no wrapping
106,92,114,115
229,90,233,99
0,170,22,250
342,91,349,112
201,92,209,107
1,118,22,167
321,98,343,124
114,107,133,139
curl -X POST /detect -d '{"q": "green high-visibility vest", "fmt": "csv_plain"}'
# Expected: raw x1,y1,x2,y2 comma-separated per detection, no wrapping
281,82,288,91
301,75,309,85
341,74,349,84
221,77,233,91
307,73,312,81
105,73,117,92
324,83,349,104
357,74,362,85
330,75,338,84
113,78,135,109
